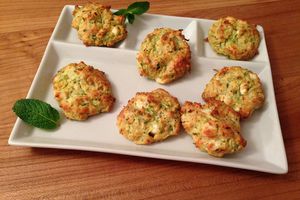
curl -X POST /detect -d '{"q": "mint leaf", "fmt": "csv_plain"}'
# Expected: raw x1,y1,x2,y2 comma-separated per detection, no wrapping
127,13,135,24
114,9,128,16
114,1,150,24
12,99,60,130
127,1,150,15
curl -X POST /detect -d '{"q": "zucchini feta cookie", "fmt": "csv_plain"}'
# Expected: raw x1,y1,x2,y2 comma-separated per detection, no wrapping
53,61,115,121
117,88,181,144
202,66,265,119
137,28,191,84
72,3,127,46
181,100,246,157
208,16,260,60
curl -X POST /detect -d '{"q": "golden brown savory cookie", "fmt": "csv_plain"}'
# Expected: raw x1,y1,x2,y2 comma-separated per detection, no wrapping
208,16,260,60
117,88,181,144
137,28,191,84
53,61,115,120
72,3,127,47
181,100,246,157
202,66,265,119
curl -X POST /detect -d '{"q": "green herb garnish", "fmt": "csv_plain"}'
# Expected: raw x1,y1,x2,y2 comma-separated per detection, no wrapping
12,99,60,130
114,1,150,24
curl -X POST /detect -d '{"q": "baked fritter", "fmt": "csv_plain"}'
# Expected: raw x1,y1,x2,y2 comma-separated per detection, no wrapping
72,3,127,47
117,88,181,144
202,66,265,118
208,16,260,60
53,61,115,120
137,28,191,84
181,100,246,157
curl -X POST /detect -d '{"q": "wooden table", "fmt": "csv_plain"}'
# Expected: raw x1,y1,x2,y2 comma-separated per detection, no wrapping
1,0,300,199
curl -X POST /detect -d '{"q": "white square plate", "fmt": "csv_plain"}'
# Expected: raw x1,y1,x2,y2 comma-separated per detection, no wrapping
9,5,288,174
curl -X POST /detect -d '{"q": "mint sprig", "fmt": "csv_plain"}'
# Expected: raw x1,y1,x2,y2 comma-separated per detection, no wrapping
114,1,150,24
12,99,60,130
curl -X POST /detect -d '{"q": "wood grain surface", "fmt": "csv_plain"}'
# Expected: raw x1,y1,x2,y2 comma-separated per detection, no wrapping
1,0,300,199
